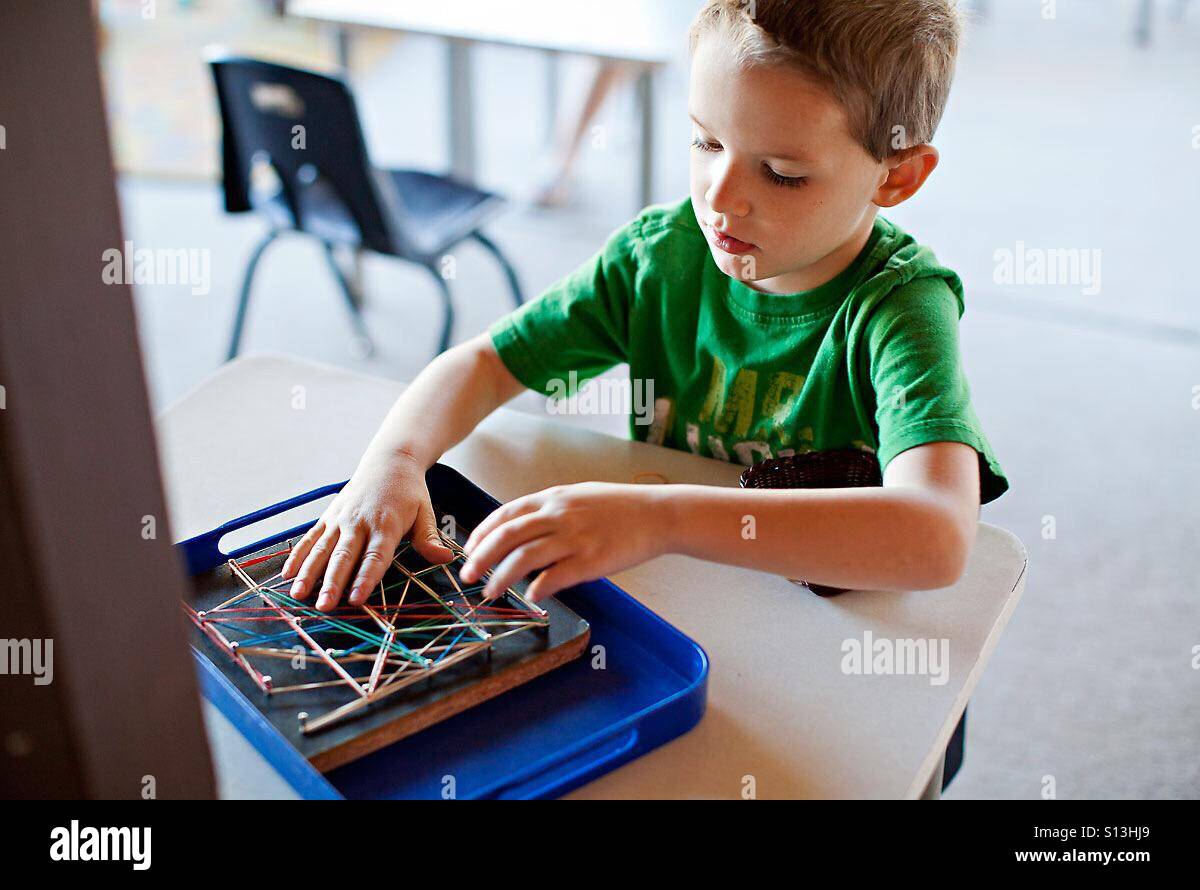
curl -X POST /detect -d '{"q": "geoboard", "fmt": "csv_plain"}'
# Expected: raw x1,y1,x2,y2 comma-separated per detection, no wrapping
184,516,590,772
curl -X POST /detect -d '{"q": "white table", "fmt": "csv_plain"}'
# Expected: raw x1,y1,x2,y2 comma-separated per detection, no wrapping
288,0,694,208
158,355,1027,799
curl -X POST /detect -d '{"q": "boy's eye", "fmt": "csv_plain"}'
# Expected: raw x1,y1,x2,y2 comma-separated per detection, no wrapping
763,165,807,189
690,136,721,152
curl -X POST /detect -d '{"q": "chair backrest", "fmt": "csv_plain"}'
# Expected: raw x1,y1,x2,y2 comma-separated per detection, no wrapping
208,54,401,254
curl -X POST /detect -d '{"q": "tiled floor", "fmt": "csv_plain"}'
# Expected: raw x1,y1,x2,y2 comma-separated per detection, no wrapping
120,0,1200,798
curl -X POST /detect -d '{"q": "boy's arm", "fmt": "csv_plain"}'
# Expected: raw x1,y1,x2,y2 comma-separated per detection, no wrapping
282,333,524,609
662,440,980,591
285,211,641,611
461,441,980,598
366,332,526,470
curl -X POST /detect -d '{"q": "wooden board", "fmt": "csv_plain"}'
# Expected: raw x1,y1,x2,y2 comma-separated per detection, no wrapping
188,533,589,773
0,2,215,798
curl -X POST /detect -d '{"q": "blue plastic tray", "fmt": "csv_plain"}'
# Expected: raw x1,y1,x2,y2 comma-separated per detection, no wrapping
179,463,708,799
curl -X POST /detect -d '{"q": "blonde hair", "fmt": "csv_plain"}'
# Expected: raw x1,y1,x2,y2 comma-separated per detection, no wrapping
689,0,962,160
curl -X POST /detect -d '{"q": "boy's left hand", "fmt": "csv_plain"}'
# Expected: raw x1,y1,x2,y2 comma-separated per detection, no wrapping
459,482,670,602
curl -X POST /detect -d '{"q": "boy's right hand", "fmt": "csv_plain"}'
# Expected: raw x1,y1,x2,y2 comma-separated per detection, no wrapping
280,451,454,611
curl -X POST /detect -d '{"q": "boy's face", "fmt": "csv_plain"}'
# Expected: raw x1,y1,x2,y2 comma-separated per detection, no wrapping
689,34,887,294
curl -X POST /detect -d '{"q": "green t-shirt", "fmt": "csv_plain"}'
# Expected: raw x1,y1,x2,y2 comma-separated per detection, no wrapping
489,198,1008,504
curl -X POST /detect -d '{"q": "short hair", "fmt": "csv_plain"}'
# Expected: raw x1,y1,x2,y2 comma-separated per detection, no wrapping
688,0,962,160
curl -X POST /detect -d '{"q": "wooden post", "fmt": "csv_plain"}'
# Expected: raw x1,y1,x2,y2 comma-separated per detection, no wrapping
0,1,216,799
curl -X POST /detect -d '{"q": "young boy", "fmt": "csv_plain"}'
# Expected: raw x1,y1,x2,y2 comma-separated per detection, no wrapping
282,0,1007,611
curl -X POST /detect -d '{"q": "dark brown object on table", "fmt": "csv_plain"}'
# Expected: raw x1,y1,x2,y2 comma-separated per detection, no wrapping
739,449,883,597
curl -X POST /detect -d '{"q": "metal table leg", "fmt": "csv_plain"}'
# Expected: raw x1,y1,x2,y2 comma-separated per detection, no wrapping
635,65,655,210
447,37,476,181
1135,0,1154,45
333,24,352,72
544,49,560,147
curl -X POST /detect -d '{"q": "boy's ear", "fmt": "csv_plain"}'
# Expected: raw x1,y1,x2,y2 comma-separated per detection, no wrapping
873,144,940,208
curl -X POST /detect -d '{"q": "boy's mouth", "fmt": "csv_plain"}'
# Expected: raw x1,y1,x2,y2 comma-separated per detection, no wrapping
708,226,757,256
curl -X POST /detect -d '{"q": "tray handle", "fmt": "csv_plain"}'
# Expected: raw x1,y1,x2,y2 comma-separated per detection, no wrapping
488,727,640,800
178,480,348,575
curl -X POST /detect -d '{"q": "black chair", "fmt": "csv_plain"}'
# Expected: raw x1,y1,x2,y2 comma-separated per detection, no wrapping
208,54,524,360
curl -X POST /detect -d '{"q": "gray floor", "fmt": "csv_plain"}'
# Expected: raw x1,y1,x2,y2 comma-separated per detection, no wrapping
124,1,1200,798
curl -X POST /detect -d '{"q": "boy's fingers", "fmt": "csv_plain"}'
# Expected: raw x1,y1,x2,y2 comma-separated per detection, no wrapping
411,497,454,565
291,526,339,600
282,519,326,580
463,496,541,556
316,525,367,611
481,537,571,601
347,531,400,606
524,558,589,603
461,512,550,584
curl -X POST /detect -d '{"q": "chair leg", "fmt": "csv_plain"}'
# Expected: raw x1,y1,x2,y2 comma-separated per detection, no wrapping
227,229,279,362
322,243,375,358
470,231,525,308
424,264,455,357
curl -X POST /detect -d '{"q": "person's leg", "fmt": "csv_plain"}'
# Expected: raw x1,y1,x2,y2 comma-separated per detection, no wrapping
533,59,631,207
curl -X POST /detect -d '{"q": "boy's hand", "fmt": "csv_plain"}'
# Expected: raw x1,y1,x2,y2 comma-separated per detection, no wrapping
459,482,671,602
280,451,454,611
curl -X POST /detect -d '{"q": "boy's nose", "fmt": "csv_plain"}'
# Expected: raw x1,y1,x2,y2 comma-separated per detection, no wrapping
706,162,750,219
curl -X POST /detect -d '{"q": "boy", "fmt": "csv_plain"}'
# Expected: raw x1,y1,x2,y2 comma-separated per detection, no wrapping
282,0,1007,611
